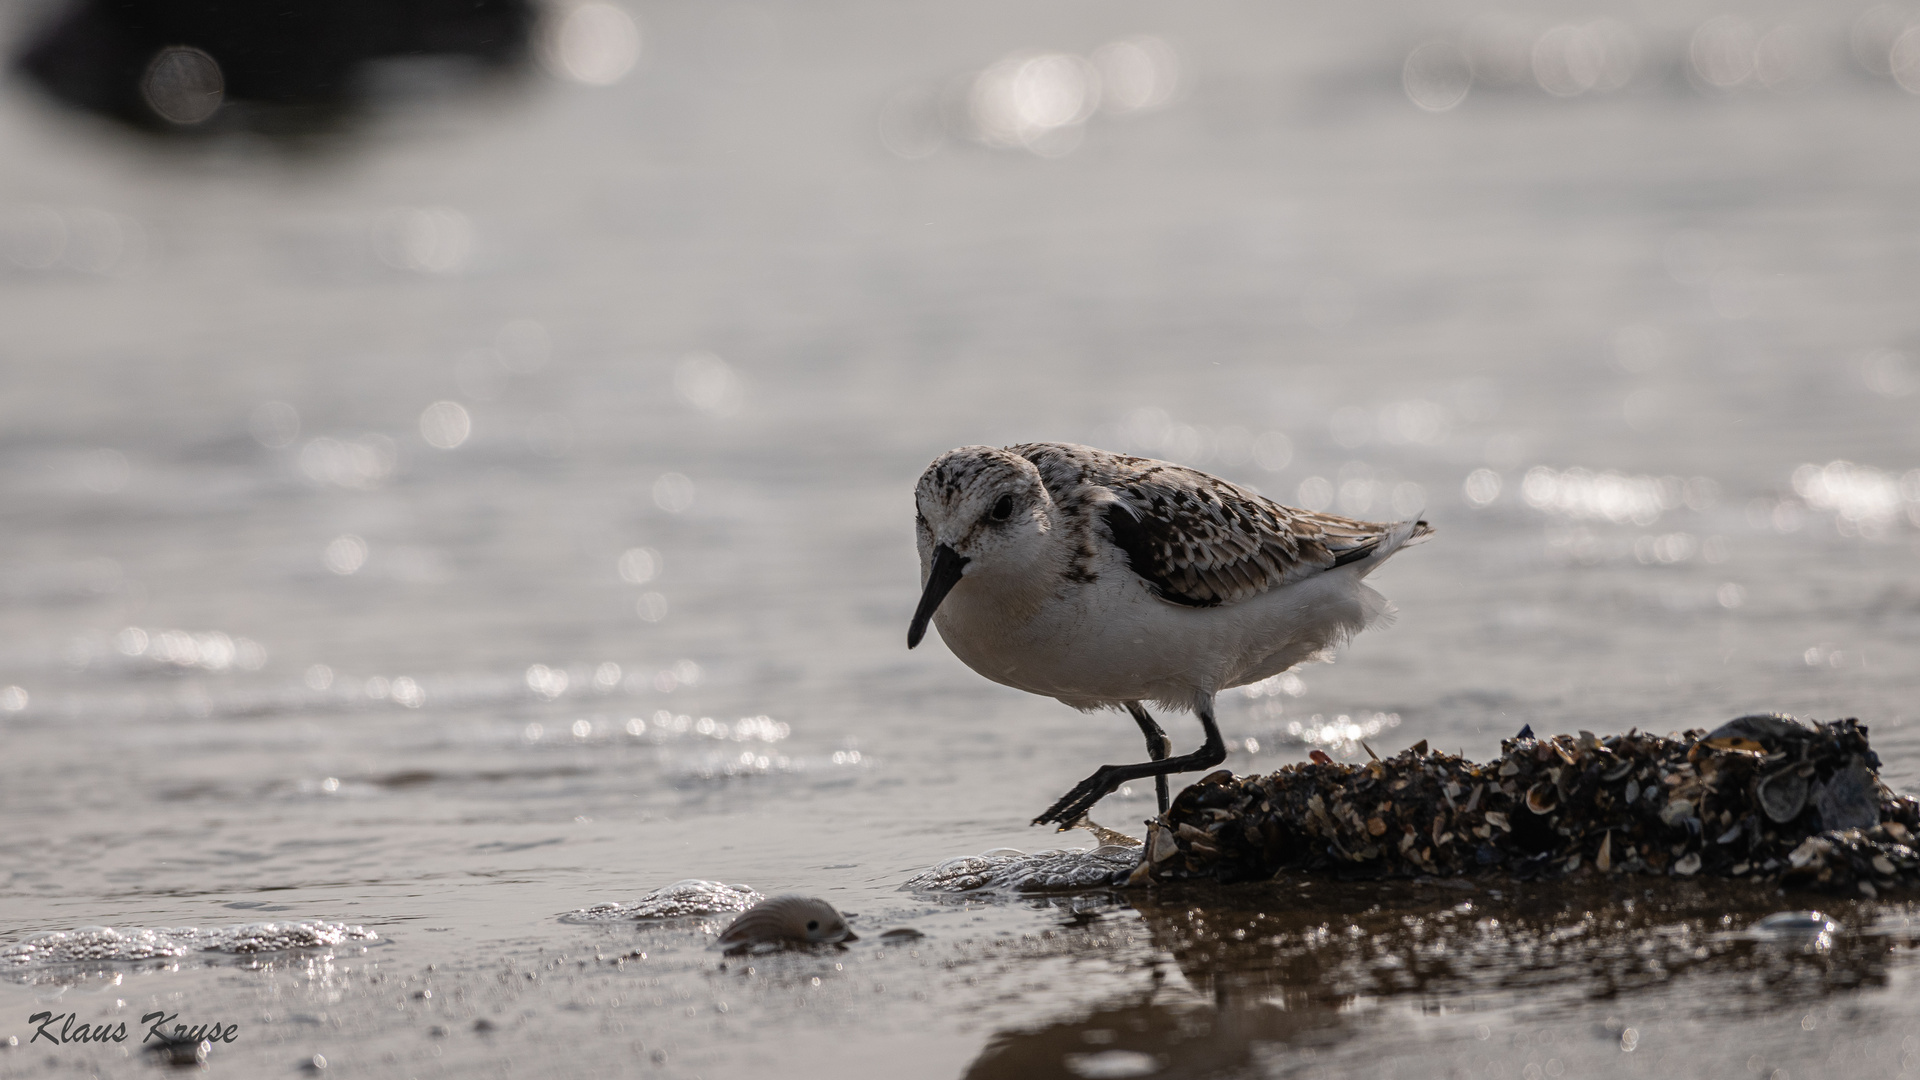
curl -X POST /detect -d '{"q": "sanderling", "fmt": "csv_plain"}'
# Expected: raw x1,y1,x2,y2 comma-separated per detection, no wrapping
908,442,1432,828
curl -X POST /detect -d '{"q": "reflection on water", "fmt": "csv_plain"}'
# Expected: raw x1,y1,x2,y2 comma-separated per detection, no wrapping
6,0,1920,1074
968,991,1335,1080
967,880,1919,1079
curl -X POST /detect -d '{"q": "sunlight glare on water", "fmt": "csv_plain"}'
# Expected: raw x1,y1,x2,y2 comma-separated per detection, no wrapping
4,0,1920,1076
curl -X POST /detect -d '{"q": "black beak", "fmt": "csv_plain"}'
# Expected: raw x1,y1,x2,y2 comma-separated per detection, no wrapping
907,544,968,649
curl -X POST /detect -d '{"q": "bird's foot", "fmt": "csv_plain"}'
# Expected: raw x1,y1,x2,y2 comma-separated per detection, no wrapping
1032,767,1125,829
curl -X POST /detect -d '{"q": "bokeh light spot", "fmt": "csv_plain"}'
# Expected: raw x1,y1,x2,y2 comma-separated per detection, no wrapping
1092,36,1178,113
1403,41,1472,112
1296,477,1333,512
1532,26,1604,97
674,353,741,416
1861,349,1916,397
249,402,301,448
637,592,668,622
547,2,641,86
1464,469,1502,508
373,207,474,275
419,401,472,449
618,547,660,584
653,473,695,512
1690,17,1758,90
324,535,368,576
141,46,223,125
1253,432,1293,472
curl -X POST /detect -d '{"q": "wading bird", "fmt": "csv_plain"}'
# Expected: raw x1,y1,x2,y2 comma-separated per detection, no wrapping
909,442,1431,828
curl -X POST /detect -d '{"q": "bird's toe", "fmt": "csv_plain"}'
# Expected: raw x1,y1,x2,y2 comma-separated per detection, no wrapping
1032,769,1120,828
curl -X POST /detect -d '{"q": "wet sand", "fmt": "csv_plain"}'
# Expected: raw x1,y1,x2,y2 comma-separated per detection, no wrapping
5,0,1920,1075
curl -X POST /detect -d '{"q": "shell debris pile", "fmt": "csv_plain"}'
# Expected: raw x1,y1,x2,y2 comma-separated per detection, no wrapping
1129,715,1919,897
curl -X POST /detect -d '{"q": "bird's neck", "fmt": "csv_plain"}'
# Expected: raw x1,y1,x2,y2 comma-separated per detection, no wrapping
945,533,1073,633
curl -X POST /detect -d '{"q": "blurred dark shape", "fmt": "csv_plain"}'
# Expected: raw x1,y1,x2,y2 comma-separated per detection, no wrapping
15,0,532,134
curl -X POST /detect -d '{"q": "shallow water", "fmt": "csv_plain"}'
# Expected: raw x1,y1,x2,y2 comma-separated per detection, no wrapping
4,0,1920,1075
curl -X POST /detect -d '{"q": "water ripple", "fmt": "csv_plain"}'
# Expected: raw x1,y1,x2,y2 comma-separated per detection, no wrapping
0,921,376,967
562,879,763,922
902,847,1140,893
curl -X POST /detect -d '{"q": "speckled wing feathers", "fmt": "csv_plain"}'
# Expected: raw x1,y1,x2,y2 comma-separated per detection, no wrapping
1009,442,1429,608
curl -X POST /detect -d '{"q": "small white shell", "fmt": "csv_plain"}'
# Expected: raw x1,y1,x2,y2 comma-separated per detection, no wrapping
716,895,855,951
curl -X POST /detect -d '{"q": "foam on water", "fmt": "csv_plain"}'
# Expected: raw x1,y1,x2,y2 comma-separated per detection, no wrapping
0,922,377,967
562,879,764,922
901,846,1142,893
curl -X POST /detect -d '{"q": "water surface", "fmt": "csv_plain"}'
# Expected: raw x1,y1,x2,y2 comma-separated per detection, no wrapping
3,0,1920,1075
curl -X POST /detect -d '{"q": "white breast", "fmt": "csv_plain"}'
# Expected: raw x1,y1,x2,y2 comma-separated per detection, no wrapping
930,555,1386,714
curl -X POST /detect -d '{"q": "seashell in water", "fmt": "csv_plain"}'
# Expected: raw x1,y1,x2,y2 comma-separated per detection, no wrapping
716,896,856,952
1525,782,1557,815
1756,767,1809,824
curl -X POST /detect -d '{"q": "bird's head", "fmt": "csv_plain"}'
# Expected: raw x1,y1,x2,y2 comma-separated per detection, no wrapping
908,445,1052,648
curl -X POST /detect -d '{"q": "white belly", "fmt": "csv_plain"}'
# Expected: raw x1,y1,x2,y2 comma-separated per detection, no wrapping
930,564,1385,713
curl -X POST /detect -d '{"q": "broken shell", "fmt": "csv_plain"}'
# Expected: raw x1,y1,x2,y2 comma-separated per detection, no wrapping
1366,817,1387,837
1499,761,1521,777
1525,783,1558,815
717,896,856,951
1624,779,1640,805
1815,756,1879,832
1601,760,1633,782
1484,811,1510,831
1659,799,1694,827
1788,836,1831,868
1149,824,1179,864
1756,767,1810,825
1873,854,1896,876
1597,831,1613,872
1673,852,1702,876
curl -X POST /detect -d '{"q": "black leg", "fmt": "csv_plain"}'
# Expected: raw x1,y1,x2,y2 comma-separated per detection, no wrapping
1126,702,1171,816
1034,696,1227,828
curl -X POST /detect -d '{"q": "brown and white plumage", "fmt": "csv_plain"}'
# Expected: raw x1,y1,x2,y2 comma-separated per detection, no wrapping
1014,441,1432,608
908,441,1432,827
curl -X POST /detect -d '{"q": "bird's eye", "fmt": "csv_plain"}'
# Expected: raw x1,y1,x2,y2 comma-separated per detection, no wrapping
806,919,820,931
990,494,1014,521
